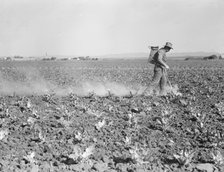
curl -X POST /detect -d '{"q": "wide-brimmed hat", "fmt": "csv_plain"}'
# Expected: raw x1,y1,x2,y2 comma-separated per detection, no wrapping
164,42,173,49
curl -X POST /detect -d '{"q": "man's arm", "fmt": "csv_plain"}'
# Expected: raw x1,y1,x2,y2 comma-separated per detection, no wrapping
157,51,169,69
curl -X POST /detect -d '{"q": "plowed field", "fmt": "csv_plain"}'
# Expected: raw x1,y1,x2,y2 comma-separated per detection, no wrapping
0,59,224,172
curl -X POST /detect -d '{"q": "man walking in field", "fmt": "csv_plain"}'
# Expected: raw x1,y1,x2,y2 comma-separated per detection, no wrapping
145,42,173,96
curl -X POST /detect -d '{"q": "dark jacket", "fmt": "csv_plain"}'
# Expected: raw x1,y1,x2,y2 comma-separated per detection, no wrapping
154,48,167,68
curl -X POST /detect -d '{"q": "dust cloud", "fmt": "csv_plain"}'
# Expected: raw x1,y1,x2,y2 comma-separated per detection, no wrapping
0,69,137,96
0,80,137,96
0,68,181,97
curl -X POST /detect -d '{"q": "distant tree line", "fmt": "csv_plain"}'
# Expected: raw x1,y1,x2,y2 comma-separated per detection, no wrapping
1,55,99,61
42,57,57,61
41,56,98,61
72,56,98,61
185,54,223,61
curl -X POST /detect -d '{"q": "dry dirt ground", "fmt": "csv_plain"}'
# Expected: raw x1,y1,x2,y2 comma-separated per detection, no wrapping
0,59,224,172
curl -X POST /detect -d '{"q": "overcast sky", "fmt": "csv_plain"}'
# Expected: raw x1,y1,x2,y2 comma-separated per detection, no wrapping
0,0,223,56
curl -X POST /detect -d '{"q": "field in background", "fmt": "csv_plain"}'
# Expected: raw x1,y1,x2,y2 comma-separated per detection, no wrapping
0,59,223,95
0,59,224,171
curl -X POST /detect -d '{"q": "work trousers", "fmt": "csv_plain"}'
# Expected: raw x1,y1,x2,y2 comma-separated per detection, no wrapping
149,66,167,94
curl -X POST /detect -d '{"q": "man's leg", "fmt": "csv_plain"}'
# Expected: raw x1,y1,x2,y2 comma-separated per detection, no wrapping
159,69,168,95
144,67,162,95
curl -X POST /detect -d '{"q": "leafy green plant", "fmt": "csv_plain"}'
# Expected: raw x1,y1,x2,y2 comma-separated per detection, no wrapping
173,148,195,166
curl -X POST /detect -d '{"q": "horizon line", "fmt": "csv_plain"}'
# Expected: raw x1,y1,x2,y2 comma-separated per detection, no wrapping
0,50,222,58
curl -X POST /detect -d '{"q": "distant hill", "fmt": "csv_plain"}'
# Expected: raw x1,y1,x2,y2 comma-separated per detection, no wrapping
99,52,221,59
169,52,220,57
